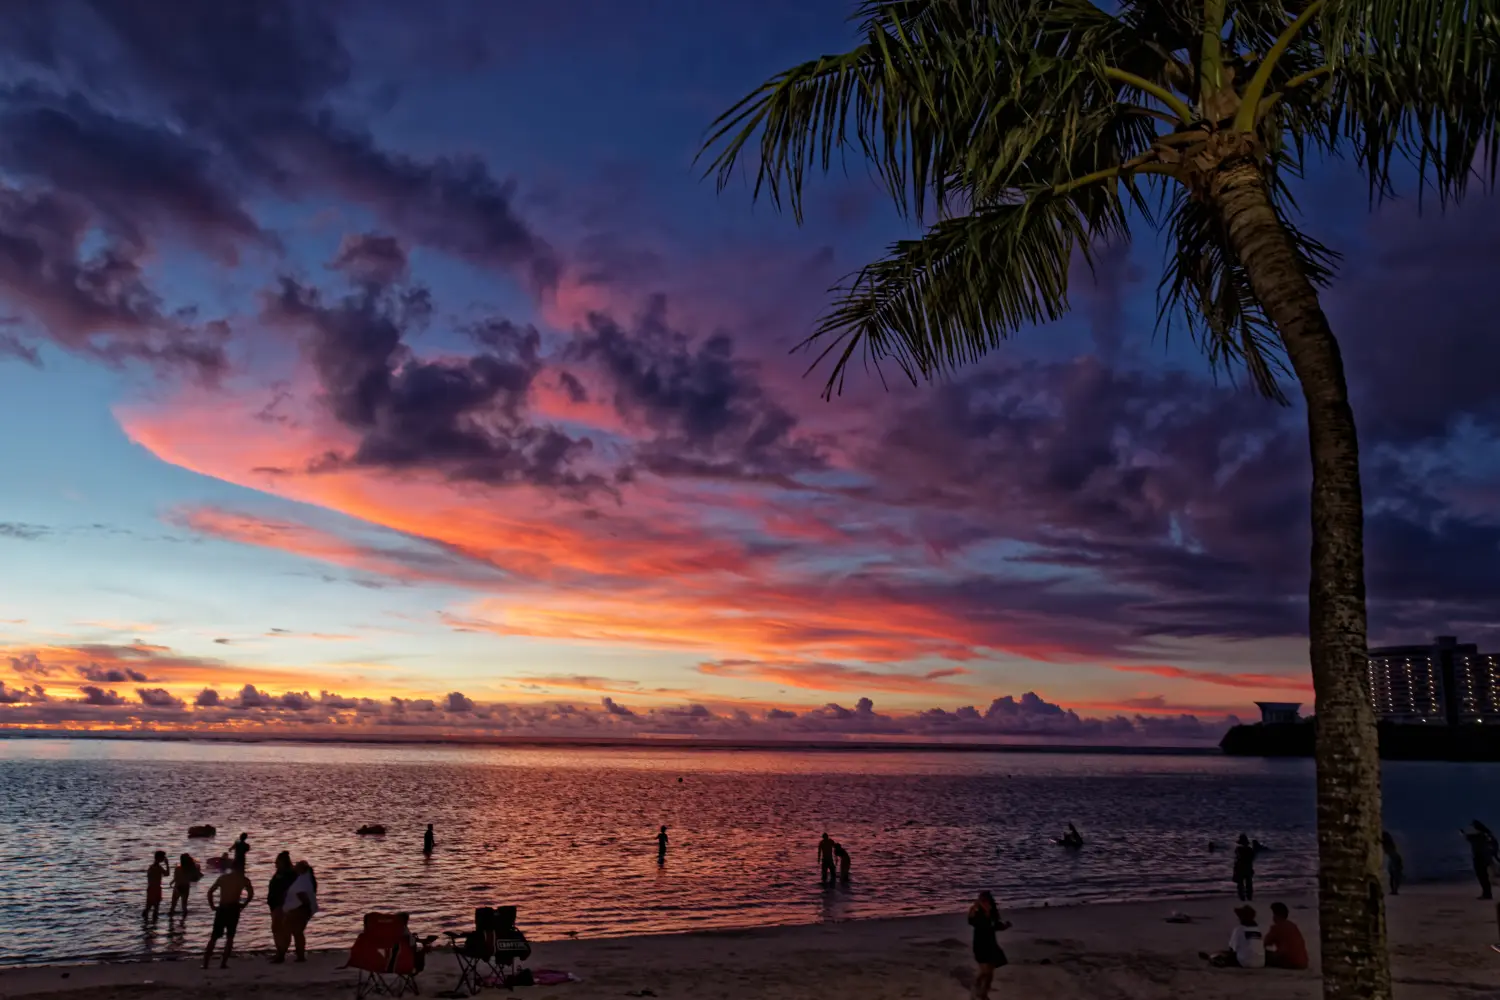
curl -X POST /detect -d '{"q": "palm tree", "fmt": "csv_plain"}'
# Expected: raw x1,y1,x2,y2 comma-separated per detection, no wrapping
700,2,1497,997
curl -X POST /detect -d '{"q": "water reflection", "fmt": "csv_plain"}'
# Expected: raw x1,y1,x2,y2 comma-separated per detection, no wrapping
0,739,1492,965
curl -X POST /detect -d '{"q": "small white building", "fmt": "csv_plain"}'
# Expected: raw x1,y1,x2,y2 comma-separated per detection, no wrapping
1256,702,1302,725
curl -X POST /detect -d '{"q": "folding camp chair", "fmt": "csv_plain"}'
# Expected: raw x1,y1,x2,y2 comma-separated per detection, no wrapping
346,911,427,998
445,906,532,994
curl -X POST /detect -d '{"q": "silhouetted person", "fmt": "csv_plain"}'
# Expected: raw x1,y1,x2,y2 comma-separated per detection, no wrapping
1233,835,1255,901
267,851,296,963
817,832,836,884
1381,831,1404,896
143,851,169,921
203,865,254,969
657,825,669,865
1060,823,1084,848
169,853,202,917
282,861,318,962
231,832,250,872
1251,839,1269,855
834,842,850,883
1464,822,1497,899
423,824,435,856
967,891,1010,1000
1264,902,1308,970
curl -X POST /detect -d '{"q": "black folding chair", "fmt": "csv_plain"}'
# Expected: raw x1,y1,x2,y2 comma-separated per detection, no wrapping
446,906,532,993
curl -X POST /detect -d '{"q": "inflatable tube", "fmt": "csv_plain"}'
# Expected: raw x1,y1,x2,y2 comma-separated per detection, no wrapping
188,825,217,838
356,824,387,836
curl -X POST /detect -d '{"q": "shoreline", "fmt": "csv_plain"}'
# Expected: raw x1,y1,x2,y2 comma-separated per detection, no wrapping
1,886,1492,999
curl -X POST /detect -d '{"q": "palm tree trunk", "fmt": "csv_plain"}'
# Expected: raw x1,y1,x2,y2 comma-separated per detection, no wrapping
1209,157,1389,1000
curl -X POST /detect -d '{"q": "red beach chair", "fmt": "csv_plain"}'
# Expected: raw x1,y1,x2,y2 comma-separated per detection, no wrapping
346,911,427,998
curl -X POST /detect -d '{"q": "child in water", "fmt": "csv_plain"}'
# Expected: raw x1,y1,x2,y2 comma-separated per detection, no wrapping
142,851,169,921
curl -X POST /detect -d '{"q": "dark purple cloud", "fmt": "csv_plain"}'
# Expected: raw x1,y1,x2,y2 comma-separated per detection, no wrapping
264,269,605,494
571,296,825,484
0,685,1233,742
78,664,149,684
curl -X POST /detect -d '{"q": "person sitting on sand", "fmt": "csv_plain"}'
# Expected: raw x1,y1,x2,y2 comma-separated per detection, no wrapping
203,864,255,969
834,842,851,883
1381,831,1404,896
169,853,202,917
1203,904,1265,968
143,850,169,921
1264,902,1308,970
967,891,1011,1000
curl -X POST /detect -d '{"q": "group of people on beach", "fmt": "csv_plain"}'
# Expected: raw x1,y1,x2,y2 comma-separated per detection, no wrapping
143,833,320,969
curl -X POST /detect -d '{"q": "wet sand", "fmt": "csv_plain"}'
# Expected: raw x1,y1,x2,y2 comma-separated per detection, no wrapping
1,886,1494,999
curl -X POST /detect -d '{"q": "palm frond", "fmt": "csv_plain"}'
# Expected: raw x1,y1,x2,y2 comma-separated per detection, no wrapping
1156,182,1339,403
699,0,1192,223
805,185,1131,396
1322,0,1500,200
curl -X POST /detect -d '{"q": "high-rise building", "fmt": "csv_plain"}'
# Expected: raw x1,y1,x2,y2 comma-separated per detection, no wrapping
1367,636,1500,724
1454,650,1500,724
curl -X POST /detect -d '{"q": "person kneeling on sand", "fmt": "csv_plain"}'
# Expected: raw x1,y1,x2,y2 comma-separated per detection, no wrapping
1202,904,1264,968
1263,902,1308,970
203,865,255,969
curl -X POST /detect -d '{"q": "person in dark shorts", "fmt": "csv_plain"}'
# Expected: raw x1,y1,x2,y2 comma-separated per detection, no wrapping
203,866,255,968
1464,822,1497,899
967,890,1011,1000
1233,834,1256,901
817,832,836,884
143,851,169,921
169,853,202,917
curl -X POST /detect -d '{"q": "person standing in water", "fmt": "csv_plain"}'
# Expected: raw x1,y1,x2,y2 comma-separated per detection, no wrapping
1232,834,1256,902
169,853,202,917
231,832,250,872
817,832,836,884
834,842,851,883
656,825,669,865
203,863,254,969
1381,831,1404,896
423,824,435,856
143,851,170,921
967,891,1011,1000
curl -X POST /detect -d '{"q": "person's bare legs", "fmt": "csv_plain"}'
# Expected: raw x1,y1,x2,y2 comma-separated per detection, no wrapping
221,927,235,969
271,909,289,962
202,933,218,969
289,909,309,961
973,961,994,999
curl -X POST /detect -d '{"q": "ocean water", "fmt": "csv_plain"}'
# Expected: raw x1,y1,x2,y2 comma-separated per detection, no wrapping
0,739,1493,965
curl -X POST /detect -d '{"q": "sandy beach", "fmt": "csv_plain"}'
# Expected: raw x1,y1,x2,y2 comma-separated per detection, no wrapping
1,886,1494,1000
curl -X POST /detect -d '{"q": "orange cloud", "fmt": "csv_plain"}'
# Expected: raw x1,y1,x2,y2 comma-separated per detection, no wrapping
1107,664,1312,692
697,659,972,696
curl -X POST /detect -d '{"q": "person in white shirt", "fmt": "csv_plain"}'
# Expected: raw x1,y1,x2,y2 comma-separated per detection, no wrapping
1203,904,1265,968
281,861,318,962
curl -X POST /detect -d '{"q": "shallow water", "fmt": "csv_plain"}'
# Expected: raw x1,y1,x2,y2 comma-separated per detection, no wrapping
0,739,1492,965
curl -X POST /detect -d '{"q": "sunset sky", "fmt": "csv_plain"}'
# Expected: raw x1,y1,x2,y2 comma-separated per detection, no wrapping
1,1,1497,742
